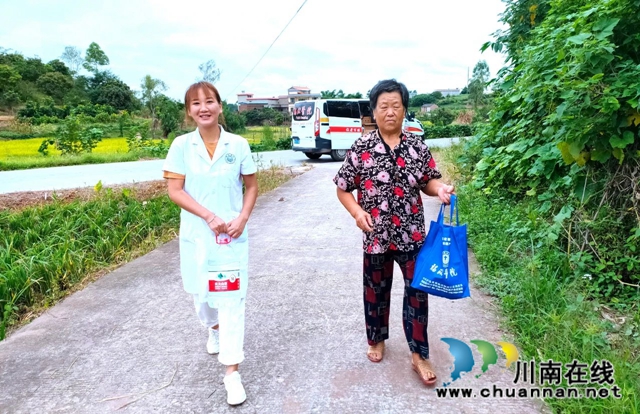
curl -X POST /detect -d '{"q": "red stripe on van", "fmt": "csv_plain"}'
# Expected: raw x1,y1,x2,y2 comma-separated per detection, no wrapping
327,126,363,134
405,127,422,133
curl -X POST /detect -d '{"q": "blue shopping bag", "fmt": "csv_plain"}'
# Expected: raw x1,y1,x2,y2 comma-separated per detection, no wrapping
411,194,470,299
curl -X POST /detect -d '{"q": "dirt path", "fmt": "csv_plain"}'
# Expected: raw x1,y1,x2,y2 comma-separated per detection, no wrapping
0,180,167,211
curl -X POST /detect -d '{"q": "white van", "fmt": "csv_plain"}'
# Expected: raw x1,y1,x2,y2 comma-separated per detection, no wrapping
290,99,423,161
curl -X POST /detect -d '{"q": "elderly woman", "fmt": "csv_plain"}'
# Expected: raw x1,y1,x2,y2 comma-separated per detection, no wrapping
333,79,454,386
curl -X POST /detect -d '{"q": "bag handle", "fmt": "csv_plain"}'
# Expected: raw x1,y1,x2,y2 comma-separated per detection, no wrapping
437,202,446,224
438,194,459,226
437,194,459,226
449,194,459,226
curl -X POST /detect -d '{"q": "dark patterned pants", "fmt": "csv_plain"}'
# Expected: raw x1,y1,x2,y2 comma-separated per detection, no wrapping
363,249,430,359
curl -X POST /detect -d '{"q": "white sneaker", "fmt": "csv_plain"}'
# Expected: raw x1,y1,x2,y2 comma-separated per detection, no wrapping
223,371,246,405
206,328,219,355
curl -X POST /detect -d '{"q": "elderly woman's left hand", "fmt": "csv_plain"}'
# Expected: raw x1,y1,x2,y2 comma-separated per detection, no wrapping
437,184,456,205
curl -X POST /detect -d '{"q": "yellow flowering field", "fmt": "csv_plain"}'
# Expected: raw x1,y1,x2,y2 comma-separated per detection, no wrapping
0,137,129,160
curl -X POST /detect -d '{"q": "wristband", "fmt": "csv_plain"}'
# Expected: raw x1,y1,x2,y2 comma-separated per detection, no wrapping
207,215,216,224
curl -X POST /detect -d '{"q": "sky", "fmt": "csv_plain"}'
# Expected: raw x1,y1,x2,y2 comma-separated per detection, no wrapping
0,0,508,104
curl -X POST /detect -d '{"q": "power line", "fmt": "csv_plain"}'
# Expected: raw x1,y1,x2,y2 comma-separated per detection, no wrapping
224,0,309,101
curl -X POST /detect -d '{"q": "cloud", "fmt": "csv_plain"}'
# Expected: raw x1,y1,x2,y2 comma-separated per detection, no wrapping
0,0,508,102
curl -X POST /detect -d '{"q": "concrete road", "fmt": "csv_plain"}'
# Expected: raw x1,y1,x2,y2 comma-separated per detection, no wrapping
0,138,461,194
0,151,317,194
0,161,546,413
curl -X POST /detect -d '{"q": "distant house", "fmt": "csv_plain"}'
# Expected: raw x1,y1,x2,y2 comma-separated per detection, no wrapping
435,88,462,97
285,86,321,113
288,86,311,95
236,92,279,112
236,86,320,113
420,103,439,114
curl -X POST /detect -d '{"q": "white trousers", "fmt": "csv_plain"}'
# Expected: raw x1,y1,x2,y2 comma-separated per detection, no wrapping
193,295,246,366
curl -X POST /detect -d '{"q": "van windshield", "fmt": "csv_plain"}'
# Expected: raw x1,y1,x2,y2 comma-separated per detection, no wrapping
293,101,315,121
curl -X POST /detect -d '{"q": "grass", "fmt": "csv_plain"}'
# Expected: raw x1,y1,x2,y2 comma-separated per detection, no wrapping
439,144,640,413
240,126,289,144
0,166,294,340
0,152,144,171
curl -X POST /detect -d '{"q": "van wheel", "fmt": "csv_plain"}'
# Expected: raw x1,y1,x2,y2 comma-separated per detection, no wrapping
304,152,322,160
330,149,347,161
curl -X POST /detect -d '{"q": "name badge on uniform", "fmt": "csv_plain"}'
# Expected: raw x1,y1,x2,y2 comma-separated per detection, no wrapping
225,153,236,164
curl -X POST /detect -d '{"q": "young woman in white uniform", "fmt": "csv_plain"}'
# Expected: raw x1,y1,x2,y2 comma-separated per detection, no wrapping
163,82,258,406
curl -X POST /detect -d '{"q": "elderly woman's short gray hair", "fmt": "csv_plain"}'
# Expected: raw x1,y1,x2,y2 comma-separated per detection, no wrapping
369,79,409,112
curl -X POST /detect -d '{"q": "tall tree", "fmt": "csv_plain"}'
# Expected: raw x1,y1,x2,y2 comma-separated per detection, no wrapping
47,59,71,76
2,90,21,113
198,59,221,83
468,79,485,109
83,42,109,73
36,72,74,103
0,64,22,112
472,60,490,85
87,71,137,111
60,46,84,74
16,57,48,82
321,89,350,98
156,95,182,137
0,64,21,94
140,75,167,136
469,60,490,109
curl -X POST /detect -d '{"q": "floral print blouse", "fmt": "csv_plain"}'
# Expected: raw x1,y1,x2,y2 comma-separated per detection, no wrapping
334,129,442,254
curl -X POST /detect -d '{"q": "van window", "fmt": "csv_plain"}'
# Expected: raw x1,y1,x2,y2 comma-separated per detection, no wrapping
325,101,361,119
358,101,372,117
293,101,315,121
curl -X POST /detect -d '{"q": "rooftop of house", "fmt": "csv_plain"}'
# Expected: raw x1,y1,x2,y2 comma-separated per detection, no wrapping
246,96,279,101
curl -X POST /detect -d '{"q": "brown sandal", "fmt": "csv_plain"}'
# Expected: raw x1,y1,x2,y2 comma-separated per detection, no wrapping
367,342,385,363
412,359,437,386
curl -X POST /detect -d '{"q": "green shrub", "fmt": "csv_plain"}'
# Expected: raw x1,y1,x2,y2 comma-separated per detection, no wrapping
261,125,276,149
275,138,292,150
454,182,640,413
38,117,103,155
125,120,169,157
249,142,266,152
423,125,477,139
470,0,640,299
222,103,246,133
0,130,51,139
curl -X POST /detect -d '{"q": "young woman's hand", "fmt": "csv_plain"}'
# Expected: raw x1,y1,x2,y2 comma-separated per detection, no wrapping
207,216,227,236
226,215,248,238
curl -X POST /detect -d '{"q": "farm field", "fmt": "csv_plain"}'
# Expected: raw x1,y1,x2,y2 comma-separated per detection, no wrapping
0,137,130,159
0,126,292,170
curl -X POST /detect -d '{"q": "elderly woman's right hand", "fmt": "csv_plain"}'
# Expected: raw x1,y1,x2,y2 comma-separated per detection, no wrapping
354,209,374,232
